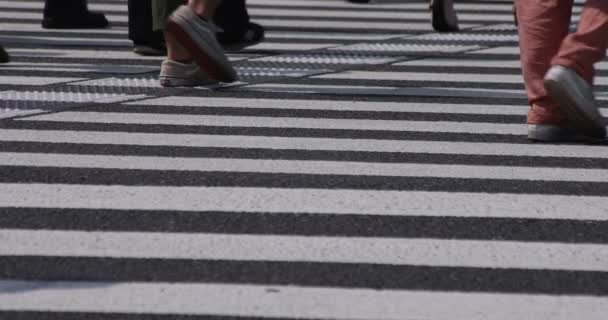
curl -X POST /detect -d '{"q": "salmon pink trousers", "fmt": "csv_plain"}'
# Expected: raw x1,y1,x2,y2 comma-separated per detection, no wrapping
515,0,608,124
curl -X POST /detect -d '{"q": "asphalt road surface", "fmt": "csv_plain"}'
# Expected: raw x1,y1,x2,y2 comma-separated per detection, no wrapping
1,0,608,319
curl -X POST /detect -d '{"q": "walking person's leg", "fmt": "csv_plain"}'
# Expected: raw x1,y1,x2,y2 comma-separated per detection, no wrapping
129,0,166,56
345,0,459,32
153,0,237,86
515,0,574,141
544,0,608,139
430,0,459,32
42,0,108,29
214,0,265,51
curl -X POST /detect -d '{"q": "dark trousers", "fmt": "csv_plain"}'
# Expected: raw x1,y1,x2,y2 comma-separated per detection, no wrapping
215,0,250,38
44,0,87,17
128,0,164,46
151,0,250,36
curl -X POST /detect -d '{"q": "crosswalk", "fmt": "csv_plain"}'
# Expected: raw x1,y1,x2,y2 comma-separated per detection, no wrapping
1,0,608,319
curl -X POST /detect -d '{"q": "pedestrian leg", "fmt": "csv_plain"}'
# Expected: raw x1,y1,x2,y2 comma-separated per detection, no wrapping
129,0,166,56
42,0,108,29
544,0,608,139
214,0,265,51
515,0,574,141
156,0,237,86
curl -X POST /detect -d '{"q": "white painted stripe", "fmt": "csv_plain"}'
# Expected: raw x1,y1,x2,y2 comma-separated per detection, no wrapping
1,184,607,220
0,1,125,11
1,280,606,320
2,6,482,31
0,76,85,86
0,109,42,119
254,18,478,31
0,21,400,42
2,152,606,182
0,35,131,47
471,46,608,56
7,48,257,62
0,11,128,23
239,83,529,99
266,31,404,41
411,33,519,42
397,59,608,71
0,91,146,104
245,42,338,51
315,70,608,86
249,8,515,22
2,129,608,159
316,71,525,83
4,229,608,271
332,43,482,53
0,0,554,13
1,62,159,74
20,112,526,135
249,0,524,11
0,22,128,34
8,48,164,61
126,97,528,115
252,54,400,65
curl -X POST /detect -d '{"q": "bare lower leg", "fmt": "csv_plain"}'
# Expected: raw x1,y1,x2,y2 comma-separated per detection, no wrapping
165,31,191,62
165,0,222,61
188,0,221,18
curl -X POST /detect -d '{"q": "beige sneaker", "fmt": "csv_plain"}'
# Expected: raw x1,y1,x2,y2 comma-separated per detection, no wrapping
159,60,217,87
544,65,606,139
167,5,238,83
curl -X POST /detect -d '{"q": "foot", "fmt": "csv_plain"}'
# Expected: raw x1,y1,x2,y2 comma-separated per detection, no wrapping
544,65,606,140
430,0,459,32
42,11,109,29
159,60,217,87
166,5,237,83
133,43,167,57
217,22,265,52
0,45,9,63
527,124,589,142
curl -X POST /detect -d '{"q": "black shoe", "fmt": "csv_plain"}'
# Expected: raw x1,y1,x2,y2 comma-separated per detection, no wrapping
346,0,371,3
217,22,265,51
133,43,167,56
430,0,459,32
42,11,109,29
0,45,9,63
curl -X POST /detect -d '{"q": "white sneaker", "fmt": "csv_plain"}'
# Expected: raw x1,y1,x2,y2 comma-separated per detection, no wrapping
544,65,606,139
159,60,217,87
167,5,238,83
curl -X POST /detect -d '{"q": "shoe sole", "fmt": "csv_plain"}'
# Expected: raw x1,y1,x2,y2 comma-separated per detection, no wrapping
160,75,217,88
430,0,459,32
167,8,237,83
526,124,591,143
544,77,606,139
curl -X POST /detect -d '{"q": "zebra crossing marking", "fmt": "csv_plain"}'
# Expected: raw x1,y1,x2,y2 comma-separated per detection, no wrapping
18,111,529,135
125,97,530,115
3,229,608,271
2,0,608,318
3,152,608,182
3,129,608,158
1,280,607,320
